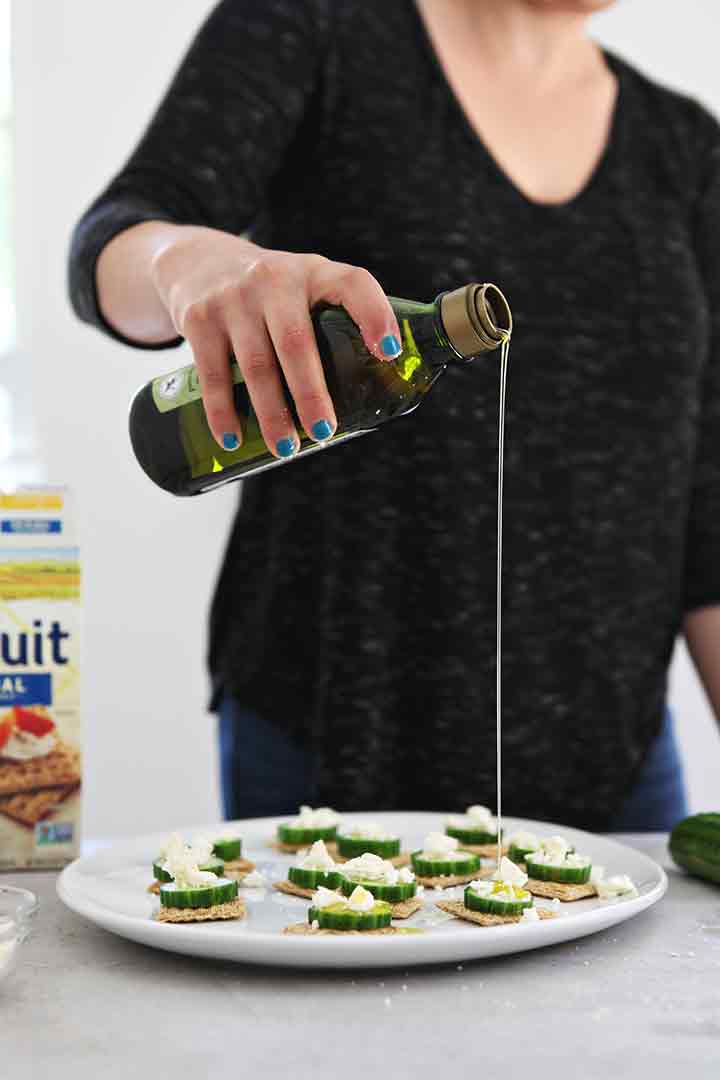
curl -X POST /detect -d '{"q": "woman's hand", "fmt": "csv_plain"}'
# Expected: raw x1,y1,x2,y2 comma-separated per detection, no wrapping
138,225,401,456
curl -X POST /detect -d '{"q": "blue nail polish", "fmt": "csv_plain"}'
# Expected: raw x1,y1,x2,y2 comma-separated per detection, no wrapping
312,419,333,441
276,437,296,458
222,433,239,451
380,334,402,358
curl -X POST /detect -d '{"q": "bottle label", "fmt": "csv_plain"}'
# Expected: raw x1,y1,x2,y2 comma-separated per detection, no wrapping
151,363,244,413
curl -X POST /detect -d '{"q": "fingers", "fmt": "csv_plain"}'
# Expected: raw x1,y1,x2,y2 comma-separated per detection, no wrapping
183,305,240,450
261,291,337,449
226,309,299,458
308,260,403,361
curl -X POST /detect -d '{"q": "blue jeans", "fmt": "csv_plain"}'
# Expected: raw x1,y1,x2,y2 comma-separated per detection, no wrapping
218,696,688,830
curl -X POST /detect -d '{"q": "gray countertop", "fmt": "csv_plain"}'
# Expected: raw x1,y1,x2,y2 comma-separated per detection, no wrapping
1,834,719,1079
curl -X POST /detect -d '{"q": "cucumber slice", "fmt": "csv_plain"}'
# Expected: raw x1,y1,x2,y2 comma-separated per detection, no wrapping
340,876,416,903
288,866,343,890
411,850,480,877
159,877,238,909
308,900,392,931
212,838,242,861
508,844,535,864
464,886,533,917
336,834,401,860
446,826,499,845
277,824,337,846
525,858,591,884
152,855,224,883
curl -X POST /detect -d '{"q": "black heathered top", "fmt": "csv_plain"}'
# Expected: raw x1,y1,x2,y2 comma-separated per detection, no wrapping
69,0,720,829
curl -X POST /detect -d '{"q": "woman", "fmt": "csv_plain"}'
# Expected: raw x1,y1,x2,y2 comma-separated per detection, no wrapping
69,0,720,830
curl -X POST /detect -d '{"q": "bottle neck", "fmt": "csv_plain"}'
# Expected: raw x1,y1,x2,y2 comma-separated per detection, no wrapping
437,284,513,360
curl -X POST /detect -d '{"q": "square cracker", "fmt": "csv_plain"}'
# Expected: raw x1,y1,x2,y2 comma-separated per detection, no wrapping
0,741,81,796
155,897,246,923
525,879,596,902
459,844,509,859
436,900,557,927
273,880,320,900
415,870,480,890
0,782,79,827
223,857,256,880
283,923,404,936
269,839,339,857
390,896,423,919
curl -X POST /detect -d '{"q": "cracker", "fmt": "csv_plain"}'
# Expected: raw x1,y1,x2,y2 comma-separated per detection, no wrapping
223,857,256,880
0,782,79,827
155,897,246,923
525,879,596,902
0,741,81,796
436,900,557,927
390,896,424,919
415,870,480,889
458,844,509,859
283,923,403,936
269,840,339,857
273,880,320,900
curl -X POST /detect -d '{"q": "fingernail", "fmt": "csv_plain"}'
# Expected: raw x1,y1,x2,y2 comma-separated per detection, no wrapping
276,437,296,458
380,334,402,358
222,433,239,451
311,419,333,441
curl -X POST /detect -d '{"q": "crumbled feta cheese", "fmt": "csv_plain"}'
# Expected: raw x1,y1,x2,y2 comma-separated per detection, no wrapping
507,830,539,852
346,885,375,912
241,869,267,888
521,907,540,923
165,848,219,889
295,806,340,828
298,840,337,872
446,805,497,832
339,822,397,841
421,832,467,859
594,874,638,900
312,886,342,909
493,856,528,889
311,920,320,930
530,838,591,869
342,853,415,887
590,865,606,885
157,833,185,863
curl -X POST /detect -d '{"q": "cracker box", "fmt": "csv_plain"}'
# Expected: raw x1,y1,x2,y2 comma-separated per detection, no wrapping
0,487,81,868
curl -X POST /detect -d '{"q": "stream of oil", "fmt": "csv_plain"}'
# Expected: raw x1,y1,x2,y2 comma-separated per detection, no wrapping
495,333,511,870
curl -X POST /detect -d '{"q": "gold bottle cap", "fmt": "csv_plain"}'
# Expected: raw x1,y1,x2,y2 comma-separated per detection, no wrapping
440,283,512,358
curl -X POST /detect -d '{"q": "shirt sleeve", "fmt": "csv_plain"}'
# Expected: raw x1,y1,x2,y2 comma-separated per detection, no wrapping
67,0,327,349
684,135,720,612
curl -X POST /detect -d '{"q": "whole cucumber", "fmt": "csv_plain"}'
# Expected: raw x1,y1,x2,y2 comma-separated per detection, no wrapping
669,813,720,885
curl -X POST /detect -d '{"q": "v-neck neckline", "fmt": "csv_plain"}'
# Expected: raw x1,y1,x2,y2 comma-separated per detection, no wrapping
408,0,626,213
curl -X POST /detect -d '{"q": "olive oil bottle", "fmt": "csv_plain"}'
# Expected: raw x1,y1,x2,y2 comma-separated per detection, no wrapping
129,283,512,496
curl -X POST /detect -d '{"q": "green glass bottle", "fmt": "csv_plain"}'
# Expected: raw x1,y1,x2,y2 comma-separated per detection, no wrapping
128,282,511,496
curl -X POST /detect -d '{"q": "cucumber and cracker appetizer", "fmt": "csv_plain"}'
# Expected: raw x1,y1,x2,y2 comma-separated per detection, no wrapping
411,831,480,883
445,805,500,847
464,856,534,917
284,839,343,893
154,849,245,923
336,822,401,860
340,852,418,903
276,806,340,849
506,830,540,865
149,833,225,892
307,885,392,931
525,836,592,884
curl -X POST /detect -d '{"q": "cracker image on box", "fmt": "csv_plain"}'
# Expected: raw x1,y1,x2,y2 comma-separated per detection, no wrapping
0,489,81,869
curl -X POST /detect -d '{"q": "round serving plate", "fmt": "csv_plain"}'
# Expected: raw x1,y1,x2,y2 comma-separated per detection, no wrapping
57,812,667,969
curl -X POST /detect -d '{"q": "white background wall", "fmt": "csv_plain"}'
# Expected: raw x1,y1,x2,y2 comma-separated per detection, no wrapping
9,0,720,840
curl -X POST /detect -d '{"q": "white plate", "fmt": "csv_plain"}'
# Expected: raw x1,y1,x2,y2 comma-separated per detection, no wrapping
57,813,667,969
